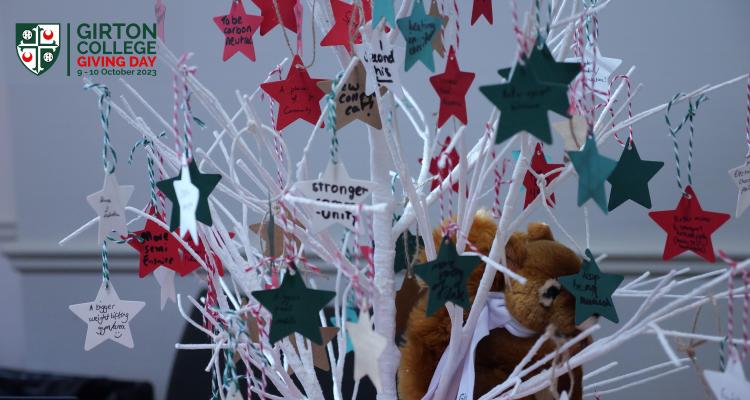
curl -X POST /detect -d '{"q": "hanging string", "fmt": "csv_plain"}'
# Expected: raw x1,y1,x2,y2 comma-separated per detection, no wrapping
180,58,198,162
326,71,344,164
271,0,317,68
509,0,530,59
608,75,633,147
129,133,166,212
451,0,460,49
84,83,117,174
101,241,111,288
665,93,708,194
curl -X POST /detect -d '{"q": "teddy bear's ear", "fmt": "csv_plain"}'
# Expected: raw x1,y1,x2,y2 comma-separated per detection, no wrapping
526,222,554,241
504,231,528,270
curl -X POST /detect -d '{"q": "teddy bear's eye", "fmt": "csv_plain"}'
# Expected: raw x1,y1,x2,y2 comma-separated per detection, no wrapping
538,279,561,307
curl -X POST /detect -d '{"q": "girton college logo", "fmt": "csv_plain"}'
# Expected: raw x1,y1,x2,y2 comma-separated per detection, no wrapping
16,23,61,76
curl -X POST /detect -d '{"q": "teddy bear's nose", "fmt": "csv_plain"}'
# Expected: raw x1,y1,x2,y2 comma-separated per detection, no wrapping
539,279,562,307
543,286,560,298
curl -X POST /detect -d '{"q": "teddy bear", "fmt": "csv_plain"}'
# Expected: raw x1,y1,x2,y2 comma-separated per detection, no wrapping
398,210,588,400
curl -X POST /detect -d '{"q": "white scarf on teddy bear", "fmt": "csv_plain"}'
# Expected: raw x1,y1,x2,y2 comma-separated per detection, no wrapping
421,292,536,400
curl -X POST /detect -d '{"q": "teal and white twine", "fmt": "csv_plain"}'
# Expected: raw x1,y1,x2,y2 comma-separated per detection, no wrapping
84,83,117,174
326,71,344,164
665,93,708,193
129,133,166,208
101,240,110,288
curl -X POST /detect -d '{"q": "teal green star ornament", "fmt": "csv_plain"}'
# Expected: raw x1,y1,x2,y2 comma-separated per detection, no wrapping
480,62,571,144
396,0,442,72
252,269,336,344
526,39,581,87
156,159,222,232
607,139,664,211
414,236,481,316
567,136,617,213
558,249,623,324
373,0,396,28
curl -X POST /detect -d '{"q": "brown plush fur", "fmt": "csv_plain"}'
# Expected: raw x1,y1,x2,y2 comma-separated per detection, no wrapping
398,211,588,400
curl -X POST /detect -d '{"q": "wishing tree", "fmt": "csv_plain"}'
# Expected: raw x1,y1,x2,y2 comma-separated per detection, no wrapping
60,0,750,399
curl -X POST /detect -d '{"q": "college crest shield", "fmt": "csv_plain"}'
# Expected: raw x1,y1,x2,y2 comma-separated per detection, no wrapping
16,23,61,76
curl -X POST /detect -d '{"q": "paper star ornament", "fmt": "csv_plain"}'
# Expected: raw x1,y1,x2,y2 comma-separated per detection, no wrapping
527,39,581,87
372,0,396,28
250,212,301,258
553,114,588,152
558,249,623,324
568,136,617,213
480,62,570,144
213,0,263,62
523,143,563,209
414,236,481,316
251,270,335,344
87,173,133,243
260,55,325,131
180,230,229,276
129,210,182,277
704,355,750,400
157,159,221,233
420,136,460,192
173,163,200,244
293,160,376,233
649,185,730,263
728,162,750,217
429,47,475,127
317,60,382,129
355,25,401,95
320,0,372,53
289,326,338,371
607,139,663,211
154,267,176,310
471,0,493,25
347,311,387,391
397,0,442,72
251,0,299,35
427,0,449,58
69,281,146,351
565,45,622,100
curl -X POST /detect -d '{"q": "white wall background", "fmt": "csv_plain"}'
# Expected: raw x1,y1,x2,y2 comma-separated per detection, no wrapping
0,0,749,399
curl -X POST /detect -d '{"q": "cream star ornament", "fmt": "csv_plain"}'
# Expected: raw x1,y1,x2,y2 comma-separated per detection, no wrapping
68,281,145,351
347,311,386,392
354,25,401,95
728,162,750,217
566,45,622,100
704,355,750,400
86,173,134,243
553,115,589,152
293,160,376,233
153,267,176,310
173,162,200,245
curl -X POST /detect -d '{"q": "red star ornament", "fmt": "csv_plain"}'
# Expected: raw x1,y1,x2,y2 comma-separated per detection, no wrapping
320,0,372,53
420,136,460,192
213,0,263,62
252,0,299,35
429,47,475,128
260,55,325,131
179,231,235,277
523,143,563,209
130,208,183,278
649,185,730,263
471,0,493,25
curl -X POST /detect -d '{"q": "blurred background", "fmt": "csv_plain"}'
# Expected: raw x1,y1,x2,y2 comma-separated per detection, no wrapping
0,0,749,399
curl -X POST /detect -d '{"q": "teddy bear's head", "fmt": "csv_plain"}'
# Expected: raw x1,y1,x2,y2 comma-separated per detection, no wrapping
503,222,582,336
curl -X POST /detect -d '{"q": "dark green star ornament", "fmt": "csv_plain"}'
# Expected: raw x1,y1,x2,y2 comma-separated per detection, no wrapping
480,62,571,144
558,249,624,324
413,236,481,316
396,0,442,72
525,38,581,87
567,136,617,213
394,230,424,273
251,268,336,344
156,159,222,231
607,139,664,211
